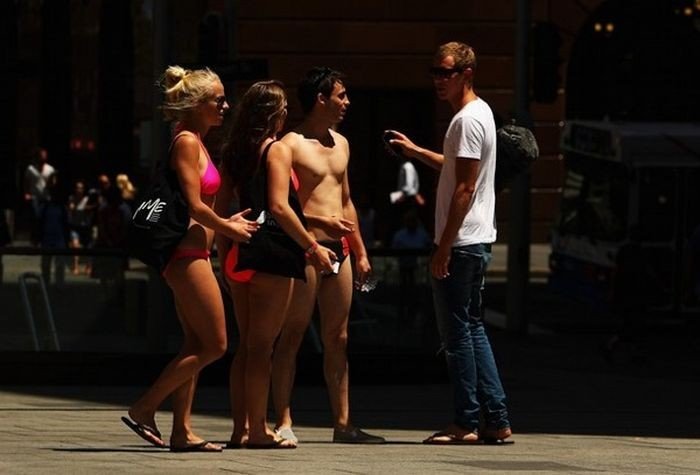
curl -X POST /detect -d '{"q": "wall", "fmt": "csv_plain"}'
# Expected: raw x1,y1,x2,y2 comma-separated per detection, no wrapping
232,0,606,243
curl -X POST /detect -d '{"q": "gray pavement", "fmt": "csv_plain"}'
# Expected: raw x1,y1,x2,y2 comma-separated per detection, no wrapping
2,383,700,475
3,331,700,475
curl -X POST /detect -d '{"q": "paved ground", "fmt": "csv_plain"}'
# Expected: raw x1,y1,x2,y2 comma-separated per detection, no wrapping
1,380,699,475
3,319,700,475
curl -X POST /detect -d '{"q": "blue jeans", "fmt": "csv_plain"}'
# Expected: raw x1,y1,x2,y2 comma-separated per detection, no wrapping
430,243,509,431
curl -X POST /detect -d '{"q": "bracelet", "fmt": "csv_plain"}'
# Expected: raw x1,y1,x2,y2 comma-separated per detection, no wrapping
304,241,319,259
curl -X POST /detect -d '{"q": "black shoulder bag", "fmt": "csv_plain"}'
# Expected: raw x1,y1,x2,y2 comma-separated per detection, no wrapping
234,142,307,280
495,123,540,193
128,142,190,272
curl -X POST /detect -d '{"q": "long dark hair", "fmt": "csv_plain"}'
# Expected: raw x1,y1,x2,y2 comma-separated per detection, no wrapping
221,80,287,189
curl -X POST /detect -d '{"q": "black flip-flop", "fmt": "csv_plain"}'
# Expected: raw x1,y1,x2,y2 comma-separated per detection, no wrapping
225,441,247,449
246,438,296,449
121,416,167,448
225,442,248,450
170,440,223,453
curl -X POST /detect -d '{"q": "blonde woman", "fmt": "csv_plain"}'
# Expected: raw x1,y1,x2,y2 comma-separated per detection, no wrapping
121,66,258,452
115,173,137,209
215,81,335,449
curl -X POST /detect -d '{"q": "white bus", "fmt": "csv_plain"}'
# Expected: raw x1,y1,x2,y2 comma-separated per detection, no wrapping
549,121,700,318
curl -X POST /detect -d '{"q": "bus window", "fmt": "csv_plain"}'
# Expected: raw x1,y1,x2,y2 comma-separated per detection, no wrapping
556,156,628,242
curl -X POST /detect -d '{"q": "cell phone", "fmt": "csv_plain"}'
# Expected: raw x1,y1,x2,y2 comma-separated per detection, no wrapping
382,130,403,157
331,260,340,274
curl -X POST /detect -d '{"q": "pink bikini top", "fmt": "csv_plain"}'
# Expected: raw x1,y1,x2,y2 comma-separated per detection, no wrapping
290,169,300,192
200,154,221,196
172,130,221,196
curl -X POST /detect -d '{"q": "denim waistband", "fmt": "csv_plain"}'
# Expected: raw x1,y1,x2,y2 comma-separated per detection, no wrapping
432,243,492,253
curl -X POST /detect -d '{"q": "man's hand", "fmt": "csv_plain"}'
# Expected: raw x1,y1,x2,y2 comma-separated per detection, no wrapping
385,130,417,158
321,215,355,239
431,245,451,280
354,255,372,287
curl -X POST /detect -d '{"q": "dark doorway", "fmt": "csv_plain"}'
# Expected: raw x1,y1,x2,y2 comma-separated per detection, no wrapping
339,88,435,247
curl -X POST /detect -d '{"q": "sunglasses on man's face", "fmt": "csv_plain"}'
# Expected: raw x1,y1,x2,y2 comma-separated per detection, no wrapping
428,67,464,79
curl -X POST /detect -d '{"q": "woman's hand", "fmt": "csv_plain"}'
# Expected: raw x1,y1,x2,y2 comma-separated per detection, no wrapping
226,208,259,242
308,244,337,274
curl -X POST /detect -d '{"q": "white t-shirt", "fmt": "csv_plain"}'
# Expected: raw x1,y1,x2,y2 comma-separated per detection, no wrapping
26,163,56,200
434,97,497,246
398,161,420,196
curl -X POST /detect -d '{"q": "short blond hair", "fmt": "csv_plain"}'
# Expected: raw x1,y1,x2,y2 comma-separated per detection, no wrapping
158,65,221,121
435,42,477,71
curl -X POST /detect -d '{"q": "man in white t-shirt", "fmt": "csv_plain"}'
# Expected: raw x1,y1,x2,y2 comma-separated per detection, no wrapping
389,42,512,445
24,147,56,244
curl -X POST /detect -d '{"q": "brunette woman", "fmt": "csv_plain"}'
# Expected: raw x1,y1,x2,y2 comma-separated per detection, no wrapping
215,80,335,449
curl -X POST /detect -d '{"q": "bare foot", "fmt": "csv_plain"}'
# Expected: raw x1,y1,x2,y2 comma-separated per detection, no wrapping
423,424,479,445
247,430,297,448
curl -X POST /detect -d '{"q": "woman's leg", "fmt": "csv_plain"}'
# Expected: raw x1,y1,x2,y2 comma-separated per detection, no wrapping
272,265,318,431
170,374,197,443
169,299,200,445
244,273,294,445
128,258,227,441
229,281,251,445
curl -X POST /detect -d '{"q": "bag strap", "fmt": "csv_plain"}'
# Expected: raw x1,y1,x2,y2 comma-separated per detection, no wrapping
259,140,276,168
256,140,276,209
256,140,307,228
155,130,201,172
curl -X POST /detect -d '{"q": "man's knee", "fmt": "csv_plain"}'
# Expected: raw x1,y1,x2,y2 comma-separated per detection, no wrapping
322,329,348,352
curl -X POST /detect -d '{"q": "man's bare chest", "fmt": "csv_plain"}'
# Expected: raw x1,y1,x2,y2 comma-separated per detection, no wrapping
294,145,347,181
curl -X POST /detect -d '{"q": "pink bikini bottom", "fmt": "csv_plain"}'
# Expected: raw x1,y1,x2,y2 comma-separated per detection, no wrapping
162,248,211,275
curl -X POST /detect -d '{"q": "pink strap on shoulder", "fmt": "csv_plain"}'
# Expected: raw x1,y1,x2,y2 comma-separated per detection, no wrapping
169,130,211,161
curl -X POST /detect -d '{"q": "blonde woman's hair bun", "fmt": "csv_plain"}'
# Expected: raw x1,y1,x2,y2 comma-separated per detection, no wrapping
158,65,220,121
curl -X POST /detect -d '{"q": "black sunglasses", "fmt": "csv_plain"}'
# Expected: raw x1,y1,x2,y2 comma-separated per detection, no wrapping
214,95,227,108
428,67,464,79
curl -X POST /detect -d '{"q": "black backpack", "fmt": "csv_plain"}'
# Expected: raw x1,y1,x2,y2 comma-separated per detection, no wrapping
495,123,539,192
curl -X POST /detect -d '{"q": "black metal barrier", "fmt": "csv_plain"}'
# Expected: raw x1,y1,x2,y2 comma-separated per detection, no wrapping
0,246,438,356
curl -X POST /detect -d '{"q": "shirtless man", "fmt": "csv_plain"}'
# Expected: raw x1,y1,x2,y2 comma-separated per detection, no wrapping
271,67,385,444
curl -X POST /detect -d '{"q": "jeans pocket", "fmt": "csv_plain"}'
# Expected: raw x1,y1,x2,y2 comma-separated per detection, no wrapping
451,247,486,278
